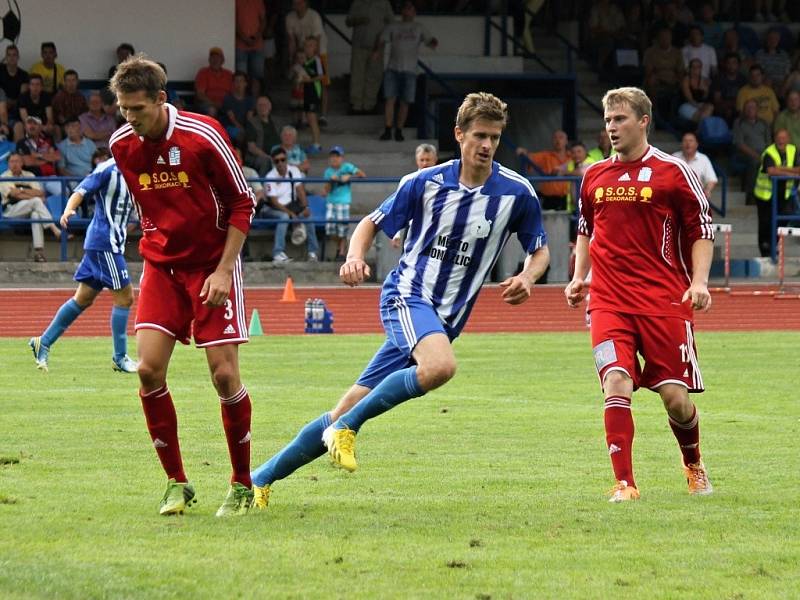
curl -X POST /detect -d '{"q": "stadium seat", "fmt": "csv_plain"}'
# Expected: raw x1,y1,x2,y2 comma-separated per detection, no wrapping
735,26,761,55
46,195,65,222
698,116,733,147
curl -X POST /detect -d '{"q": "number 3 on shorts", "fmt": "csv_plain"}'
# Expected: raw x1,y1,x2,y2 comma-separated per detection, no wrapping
224,299,233,320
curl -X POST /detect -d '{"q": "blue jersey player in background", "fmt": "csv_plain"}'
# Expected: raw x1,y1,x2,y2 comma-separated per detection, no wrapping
250,92,550,509
29,151,137,373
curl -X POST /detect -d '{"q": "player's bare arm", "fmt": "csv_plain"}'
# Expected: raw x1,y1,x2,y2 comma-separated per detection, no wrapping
565,235,591,308
681,238,714,312
500,246,550,305
339,216,377,286
201,226,248,306
60,191,85,228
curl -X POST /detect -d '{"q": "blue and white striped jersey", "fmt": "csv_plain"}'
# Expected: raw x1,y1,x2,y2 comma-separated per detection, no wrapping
75,158,134,254
369,159,547,336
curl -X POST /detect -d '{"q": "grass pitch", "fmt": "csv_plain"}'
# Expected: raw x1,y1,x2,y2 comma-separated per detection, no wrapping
1,332,798,599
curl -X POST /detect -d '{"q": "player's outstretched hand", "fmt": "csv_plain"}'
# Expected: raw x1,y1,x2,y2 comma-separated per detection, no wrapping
682,283,712,312
200,269,232,306
340,257,370,287
564,278,588,308
60,208,76,229
499,275,531,305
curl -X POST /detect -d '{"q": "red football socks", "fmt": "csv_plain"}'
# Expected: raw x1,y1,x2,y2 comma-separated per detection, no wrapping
669,405,701,465
604,395,636,488
140,386,186,483
220,386,252,488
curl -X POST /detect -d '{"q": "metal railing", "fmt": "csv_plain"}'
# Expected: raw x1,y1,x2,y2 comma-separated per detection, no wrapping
770,175,800,260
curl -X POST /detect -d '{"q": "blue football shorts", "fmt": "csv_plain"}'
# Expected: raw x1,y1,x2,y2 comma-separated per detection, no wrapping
74,250,131,290
356,295,452,389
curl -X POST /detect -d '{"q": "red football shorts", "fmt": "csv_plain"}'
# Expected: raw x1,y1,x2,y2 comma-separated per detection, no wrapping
589,310,704,392
135,259,248,347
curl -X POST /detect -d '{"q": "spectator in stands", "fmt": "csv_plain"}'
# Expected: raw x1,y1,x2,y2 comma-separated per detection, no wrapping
698,3,724,50
52,70,88,131
651,1,689,49
29,42,65,95
16,74,54,141
16,116,60,181
673,0,695,26
736,64,780,125
107,43,135,80
79,92,117,149
734,99,771,205
585,0,625,76
346,0,395,115
193,47,233,117
301,36,324,154
57,118,96,180
712,53,747,125
278,124,310,174
390,142,438,248
755,29,791,95
322,145,365,260
587,128,613,162
752,0,787,22
673,131,718,198
717,29,753,73
286,0,330,125
516,129,570,210
235,0,266,95
245,95,281,175
683,26,717,80
643,27,685,122
774,90,800,145
222,71,255,149
754,128,798,256
0,152,62,261
262,145,320,262
375,1,438,142
679,58,715,123
0,45,29,135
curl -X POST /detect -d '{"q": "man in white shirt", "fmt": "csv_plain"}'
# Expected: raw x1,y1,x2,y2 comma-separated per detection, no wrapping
672,131,718,198
261,145,319,262
682,26,717,80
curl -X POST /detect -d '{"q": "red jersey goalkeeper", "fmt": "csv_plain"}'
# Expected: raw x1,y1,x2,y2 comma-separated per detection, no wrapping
564,87,715,503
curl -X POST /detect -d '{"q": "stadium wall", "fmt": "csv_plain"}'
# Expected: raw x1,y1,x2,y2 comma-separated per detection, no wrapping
12,1,233,81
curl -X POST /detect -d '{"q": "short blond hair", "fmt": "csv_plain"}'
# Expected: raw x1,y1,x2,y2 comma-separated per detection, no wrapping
455,92,508,131
602,86,652,133
109,54,167,101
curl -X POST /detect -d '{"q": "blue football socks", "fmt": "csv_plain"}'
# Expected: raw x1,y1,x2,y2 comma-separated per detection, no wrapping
251,412,332,487
111,305,130,360
334,366,424,432
40,298,85,348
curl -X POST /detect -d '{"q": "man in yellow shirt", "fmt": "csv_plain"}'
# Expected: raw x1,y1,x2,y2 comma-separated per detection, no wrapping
29,42,65,94
736,64,779,125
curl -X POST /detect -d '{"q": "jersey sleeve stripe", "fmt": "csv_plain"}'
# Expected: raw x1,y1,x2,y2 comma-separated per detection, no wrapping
369,209,385,225
108,124,134,148
654,150,715,240
175,117,250,194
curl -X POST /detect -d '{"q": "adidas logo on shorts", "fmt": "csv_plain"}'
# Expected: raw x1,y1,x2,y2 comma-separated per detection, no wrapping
223,324,236,335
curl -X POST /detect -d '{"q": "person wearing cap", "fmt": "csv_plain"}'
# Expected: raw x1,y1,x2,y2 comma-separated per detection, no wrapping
194,47,234,117
16,114,60,186
322,145,365,260
262,145,319,262
16,74,54,140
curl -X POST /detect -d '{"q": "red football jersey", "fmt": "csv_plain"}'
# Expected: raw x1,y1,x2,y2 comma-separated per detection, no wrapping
110,104,255,269
578,146,714,320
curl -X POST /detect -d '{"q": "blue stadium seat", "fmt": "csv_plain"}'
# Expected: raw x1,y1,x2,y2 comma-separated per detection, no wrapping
46,195,65,222
698,116,733,147
735,25,761,55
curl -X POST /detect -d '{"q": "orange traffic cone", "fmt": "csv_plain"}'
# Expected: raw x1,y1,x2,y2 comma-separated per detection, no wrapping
280,276,297,302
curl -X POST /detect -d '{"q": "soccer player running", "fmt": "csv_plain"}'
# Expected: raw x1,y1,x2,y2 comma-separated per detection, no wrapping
29,151,137,374
108,56,257,517
251,92,550,509
564,87,715,502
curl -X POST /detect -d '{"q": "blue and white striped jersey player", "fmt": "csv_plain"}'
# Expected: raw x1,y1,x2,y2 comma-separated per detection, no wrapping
251,92,550,508
29,153,137,373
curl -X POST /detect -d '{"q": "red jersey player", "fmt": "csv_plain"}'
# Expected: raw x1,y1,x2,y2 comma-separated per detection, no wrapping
564,87,715,502
109,56,256,516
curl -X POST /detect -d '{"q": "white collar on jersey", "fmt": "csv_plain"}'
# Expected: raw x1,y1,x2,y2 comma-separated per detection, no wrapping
611,145,656,163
